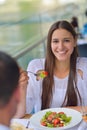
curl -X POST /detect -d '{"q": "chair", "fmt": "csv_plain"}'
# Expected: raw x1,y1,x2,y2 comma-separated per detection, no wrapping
78,44,87,57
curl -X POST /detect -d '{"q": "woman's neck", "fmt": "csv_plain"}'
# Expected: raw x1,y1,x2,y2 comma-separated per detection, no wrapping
54,60,70,78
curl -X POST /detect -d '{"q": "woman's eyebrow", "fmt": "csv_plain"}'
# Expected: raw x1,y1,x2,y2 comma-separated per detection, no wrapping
63,37,72,40
52,38,59,40
63,37,71,39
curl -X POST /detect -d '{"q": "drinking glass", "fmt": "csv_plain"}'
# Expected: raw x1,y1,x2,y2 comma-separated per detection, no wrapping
80,100,87,122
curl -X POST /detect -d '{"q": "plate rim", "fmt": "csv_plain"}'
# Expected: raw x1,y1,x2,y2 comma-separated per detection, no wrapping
29,107,82,130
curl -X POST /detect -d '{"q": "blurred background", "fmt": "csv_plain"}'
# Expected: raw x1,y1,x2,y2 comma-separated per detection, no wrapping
0,0,87,69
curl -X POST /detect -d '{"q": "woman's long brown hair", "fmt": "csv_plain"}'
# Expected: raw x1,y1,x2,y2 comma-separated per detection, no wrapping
41,20,81,109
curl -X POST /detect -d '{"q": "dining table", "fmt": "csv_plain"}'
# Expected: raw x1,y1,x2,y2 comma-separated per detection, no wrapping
23,114,32,119
10,110,87,130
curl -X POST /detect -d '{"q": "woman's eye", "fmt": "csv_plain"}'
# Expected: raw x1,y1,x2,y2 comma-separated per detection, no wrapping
64,39,70,42
53,40,58,43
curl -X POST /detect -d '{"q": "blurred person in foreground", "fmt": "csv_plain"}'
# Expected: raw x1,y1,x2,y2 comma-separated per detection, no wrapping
0,51,28,130
16,20,87,129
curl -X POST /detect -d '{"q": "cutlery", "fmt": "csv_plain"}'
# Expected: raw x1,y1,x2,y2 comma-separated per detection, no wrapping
27,71,38,76
27,70,48,81
27,70,48,76
26,120,30,128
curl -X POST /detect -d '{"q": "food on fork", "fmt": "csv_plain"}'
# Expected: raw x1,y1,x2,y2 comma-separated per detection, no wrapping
36,70,48,81
28,70,48,81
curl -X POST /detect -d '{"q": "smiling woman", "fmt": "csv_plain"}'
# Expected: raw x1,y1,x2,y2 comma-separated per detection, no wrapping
15,20,87,130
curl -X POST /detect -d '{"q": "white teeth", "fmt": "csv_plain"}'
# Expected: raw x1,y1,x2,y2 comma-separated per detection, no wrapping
58,51,66,54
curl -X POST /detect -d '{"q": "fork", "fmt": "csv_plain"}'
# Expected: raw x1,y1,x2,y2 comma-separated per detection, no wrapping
27,71,38,76
26,120,30,128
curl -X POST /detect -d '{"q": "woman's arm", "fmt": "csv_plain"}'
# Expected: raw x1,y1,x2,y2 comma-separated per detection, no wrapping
67,106,87,114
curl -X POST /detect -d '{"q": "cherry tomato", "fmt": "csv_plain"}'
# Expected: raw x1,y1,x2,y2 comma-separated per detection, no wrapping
53,118,60,125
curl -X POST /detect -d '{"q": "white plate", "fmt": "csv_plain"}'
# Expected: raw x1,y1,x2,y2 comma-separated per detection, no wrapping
29,108,82,130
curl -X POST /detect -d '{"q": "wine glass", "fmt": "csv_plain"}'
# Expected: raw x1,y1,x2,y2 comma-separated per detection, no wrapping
80,100,87,122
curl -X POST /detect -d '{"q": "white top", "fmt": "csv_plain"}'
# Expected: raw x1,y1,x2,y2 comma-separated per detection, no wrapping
0,124,10,130
26,57,87,130
26,57,87,114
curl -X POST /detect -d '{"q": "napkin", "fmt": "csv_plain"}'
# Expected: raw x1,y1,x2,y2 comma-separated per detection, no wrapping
10,122,34,130
10,119,34,130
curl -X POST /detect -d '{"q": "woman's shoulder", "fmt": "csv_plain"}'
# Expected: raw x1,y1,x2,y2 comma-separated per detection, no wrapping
77,57,87,63
27,58,45,71
29,58,45,65
77,57,87,68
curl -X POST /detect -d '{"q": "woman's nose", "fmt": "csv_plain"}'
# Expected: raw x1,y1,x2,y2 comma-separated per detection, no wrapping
58,42,64,50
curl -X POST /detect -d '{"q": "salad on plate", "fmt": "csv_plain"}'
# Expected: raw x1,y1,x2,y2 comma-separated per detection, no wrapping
40,111,72,128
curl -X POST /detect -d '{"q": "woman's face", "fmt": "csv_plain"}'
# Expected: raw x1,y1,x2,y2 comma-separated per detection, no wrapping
51,29,76,62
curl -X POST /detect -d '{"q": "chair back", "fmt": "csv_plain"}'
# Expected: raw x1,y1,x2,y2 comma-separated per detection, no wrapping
78,44,87,57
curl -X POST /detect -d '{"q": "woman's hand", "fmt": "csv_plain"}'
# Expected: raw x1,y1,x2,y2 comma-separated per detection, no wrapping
19,68,29,89
14,68,29,118
66,106,82,112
